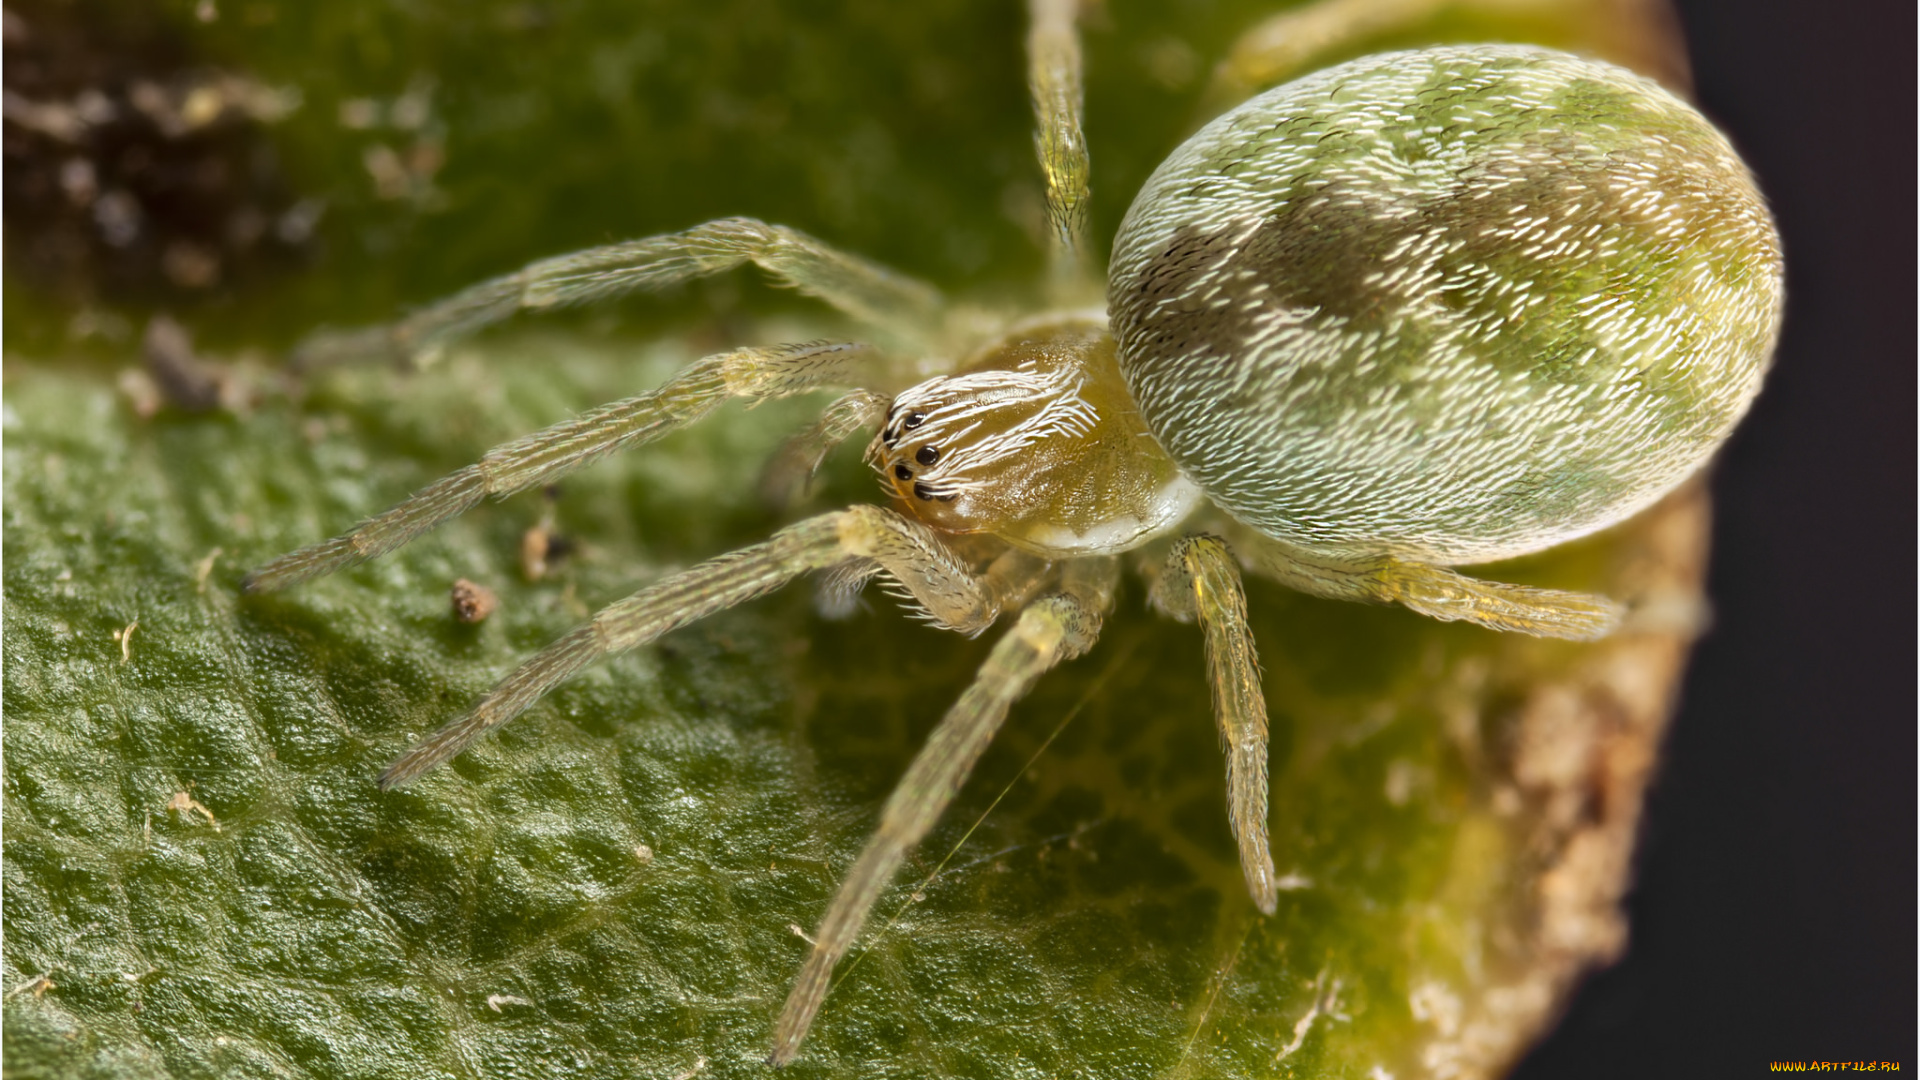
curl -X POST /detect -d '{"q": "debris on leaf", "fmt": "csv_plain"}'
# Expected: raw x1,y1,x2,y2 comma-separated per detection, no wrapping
450,577,498,624
142,315,223,411
164,790,219,831
7,975,56,999
111,619,136,662
519,494,573,581
193,547,222,592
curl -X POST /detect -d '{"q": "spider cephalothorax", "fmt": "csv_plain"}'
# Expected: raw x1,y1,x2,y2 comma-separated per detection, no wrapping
872,321,1202,554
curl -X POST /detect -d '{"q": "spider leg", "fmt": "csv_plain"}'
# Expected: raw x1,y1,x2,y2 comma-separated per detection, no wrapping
1232,529,1623,641
769,556,1116,1067
1026,0,1091,288
244,340,880,593
1152,535,1277,914
1202,0,1456,111
1374,559,1624,640
292,216,944,369
759,388,890,507
378,505,1020,788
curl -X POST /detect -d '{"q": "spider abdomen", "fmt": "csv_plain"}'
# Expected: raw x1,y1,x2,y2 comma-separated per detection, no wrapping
1108,45,1782,565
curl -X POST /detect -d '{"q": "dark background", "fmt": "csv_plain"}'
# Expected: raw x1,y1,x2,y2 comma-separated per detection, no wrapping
1516,0,1917,1074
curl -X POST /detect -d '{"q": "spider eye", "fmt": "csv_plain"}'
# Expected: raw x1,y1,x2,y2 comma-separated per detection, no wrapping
912,481,935,501
894,464,912,481
903,411,926,430
914,445,939,467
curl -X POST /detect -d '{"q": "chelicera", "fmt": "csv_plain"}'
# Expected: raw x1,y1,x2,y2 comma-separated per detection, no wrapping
245,0,1781,1064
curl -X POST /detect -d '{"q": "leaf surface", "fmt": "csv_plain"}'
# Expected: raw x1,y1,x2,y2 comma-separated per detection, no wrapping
5,3,1697,1077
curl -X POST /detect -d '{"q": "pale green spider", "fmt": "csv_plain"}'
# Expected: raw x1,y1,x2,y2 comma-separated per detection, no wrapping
245,0,1781,1063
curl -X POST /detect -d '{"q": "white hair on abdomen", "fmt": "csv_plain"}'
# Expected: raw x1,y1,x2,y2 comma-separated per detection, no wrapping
1107,45,1782,565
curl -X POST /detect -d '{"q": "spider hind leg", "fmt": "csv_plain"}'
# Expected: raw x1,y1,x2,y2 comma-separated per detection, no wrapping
769,556,1116,1066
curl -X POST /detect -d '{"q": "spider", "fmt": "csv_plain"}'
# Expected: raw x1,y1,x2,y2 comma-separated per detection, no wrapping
243,0,1781,1064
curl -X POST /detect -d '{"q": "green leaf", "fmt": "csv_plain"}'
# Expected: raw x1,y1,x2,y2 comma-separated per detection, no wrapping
5,3,1701,1077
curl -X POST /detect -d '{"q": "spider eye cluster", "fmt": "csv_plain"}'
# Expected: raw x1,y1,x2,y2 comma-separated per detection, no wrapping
893,453,955,502
877,406,955,503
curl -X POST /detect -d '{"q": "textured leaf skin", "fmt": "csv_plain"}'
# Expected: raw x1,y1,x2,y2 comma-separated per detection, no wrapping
6,3,1699,1078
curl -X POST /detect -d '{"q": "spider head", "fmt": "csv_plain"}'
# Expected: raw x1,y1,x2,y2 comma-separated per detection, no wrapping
868,366,1099,536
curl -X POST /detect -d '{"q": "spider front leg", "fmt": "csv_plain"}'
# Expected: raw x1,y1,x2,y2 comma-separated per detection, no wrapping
243,340,884,593
292,216,945,370
379,505,1023,788
770,555,1116,1067
1151,535,1278,914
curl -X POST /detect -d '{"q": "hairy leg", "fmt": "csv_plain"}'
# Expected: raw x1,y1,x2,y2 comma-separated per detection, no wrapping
759,388,891,507
1152,535,1277,914
1374,559,1624,639
1234,530,1622,641
1026,0,1091,289
293,217,944,369
769,556,1117,1066
244,341,885,593
378,505,1014,788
